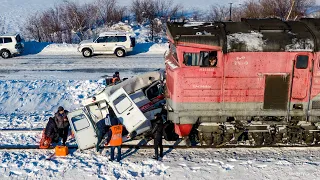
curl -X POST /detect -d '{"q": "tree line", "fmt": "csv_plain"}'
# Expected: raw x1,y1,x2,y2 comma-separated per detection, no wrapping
23,0,316,43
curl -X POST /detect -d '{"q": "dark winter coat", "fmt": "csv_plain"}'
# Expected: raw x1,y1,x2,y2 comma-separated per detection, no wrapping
151,117,164,141
96,118,110,138
45,117,58,139
54,110,69,129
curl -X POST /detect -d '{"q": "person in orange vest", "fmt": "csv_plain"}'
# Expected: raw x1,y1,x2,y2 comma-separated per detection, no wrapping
111,71,120,84
105,118,123,162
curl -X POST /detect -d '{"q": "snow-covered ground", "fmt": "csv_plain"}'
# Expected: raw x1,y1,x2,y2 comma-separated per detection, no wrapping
1,147,320,179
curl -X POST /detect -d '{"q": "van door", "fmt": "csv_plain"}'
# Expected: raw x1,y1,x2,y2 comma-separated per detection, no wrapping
108,87,151,135
292,54,311,99
67,109,97,150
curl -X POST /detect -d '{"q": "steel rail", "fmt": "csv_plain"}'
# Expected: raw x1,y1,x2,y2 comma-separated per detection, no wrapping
1,144,320,150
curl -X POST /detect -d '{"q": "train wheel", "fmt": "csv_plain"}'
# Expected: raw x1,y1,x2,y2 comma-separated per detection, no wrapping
213,133,223,146
263,132,274,145
275,132,284,144
252,132,264,146
304,131,314,145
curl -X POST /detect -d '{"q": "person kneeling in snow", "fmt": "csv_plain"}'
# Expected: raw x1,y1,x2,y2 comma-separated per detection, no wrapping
105,118,123,162
39,117,59,149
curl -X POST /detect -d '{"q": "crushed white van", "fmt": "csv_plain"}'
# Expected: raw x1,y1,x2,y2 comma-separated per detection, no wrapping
67,71,166,150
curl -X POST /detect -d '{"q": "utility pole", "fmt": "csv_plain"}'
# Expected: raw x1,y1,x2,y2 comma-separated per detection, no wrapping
229,3,233,21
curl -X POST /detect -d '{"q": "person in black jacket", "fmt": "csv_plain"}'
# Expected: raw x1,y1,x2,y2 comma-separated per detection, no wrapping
44,117,59,143
96,114,111,153
151,113,164,160
54,106,69,146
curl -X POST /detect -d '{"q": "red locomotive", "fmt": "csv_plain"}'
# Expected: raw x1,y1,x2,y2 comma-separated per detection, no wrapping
165,18,320,145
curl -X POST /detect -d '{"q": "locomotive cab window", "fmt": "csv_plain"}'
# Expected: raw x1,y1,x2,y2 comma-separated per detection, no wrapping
183,51,218,67
183,53,200,66
296,55,308,69
200,51,218,67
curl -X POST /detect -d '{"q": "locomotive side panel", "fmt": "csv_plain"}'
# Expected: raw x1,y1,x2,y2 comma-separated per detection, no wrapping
309,53,320,120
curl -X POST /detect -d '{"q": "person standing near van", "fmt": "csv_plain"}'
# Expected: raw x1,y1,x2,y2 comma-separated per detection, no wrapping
105,118,123,162
54,106,69,146
151,113,164,160
96,114,111,153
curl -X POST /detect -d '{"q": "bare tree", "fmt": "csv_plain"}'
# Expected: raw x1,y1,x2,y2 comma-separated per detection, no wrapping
0,16,6,35
131,0,182,41
189,8,205,21
25,14,43,42
238,0,315,20
206,5,229,21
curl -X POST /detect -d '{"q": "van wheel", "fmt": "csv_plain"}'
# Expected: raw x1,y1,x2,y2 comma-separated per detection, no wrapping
82,48,92,57
1,50,11,59
115,48,125,57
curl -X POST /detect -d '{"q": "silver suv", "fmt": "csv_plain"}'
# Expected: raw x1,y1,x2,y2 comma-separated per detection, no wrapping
0,34,24,59
78,31,136,57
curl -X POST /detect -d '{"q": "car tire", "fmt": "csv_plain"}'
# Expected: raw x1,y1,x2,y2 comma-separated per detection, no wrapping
82,48,92,57
1,50,11,59
115,48,125,57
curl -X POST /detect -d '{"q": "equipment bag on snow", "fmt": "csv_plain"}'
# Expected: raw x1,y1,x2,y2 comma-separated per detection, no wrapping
39,129,52,149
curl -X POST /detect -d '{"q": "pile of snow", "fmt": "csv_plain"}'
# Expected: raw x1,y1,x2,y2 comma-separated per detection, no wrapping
227,32,265,52
38,43,79,55
285,38,314,52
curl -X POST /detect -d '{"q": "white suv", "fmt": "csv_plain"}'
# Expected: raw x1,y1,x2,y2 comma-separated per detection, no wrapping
0,34,24,59
78,31,136,57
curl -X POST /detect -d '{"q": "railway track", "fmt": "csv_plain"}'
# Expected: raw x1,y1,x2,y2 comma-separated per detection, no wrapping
2,129,320,150
2,143,320,150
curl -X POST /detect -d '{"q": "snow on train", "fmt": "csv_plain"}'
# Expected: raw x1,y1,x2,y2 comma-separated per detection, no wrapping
165,18,320,146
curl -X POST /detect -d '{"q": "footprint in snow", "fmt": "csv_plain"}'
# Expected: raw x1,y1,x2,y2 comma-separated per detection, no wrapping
201,159,212,162
10,170,23,175
255,164,268,168
239,160,253,165
207,163,218,166
190,167,201,171
227,158,237,162
221,164,234,170
213,159,224,165
275,160,291,166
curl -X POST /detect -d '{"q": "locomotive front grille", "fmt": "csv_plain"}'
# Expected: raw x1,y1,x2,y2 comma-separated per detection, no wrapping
312,101,320,109
263,75,289,110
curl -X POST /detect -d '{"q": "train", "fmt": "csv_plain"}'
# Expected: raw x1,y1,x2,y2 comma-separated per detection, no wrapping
165,18,320,146
68,18,320,150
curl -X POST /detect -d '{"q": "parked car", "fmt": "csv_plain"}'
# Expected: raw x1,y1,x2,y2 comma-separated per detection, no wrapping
78,31,136,58
0,33,24,59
